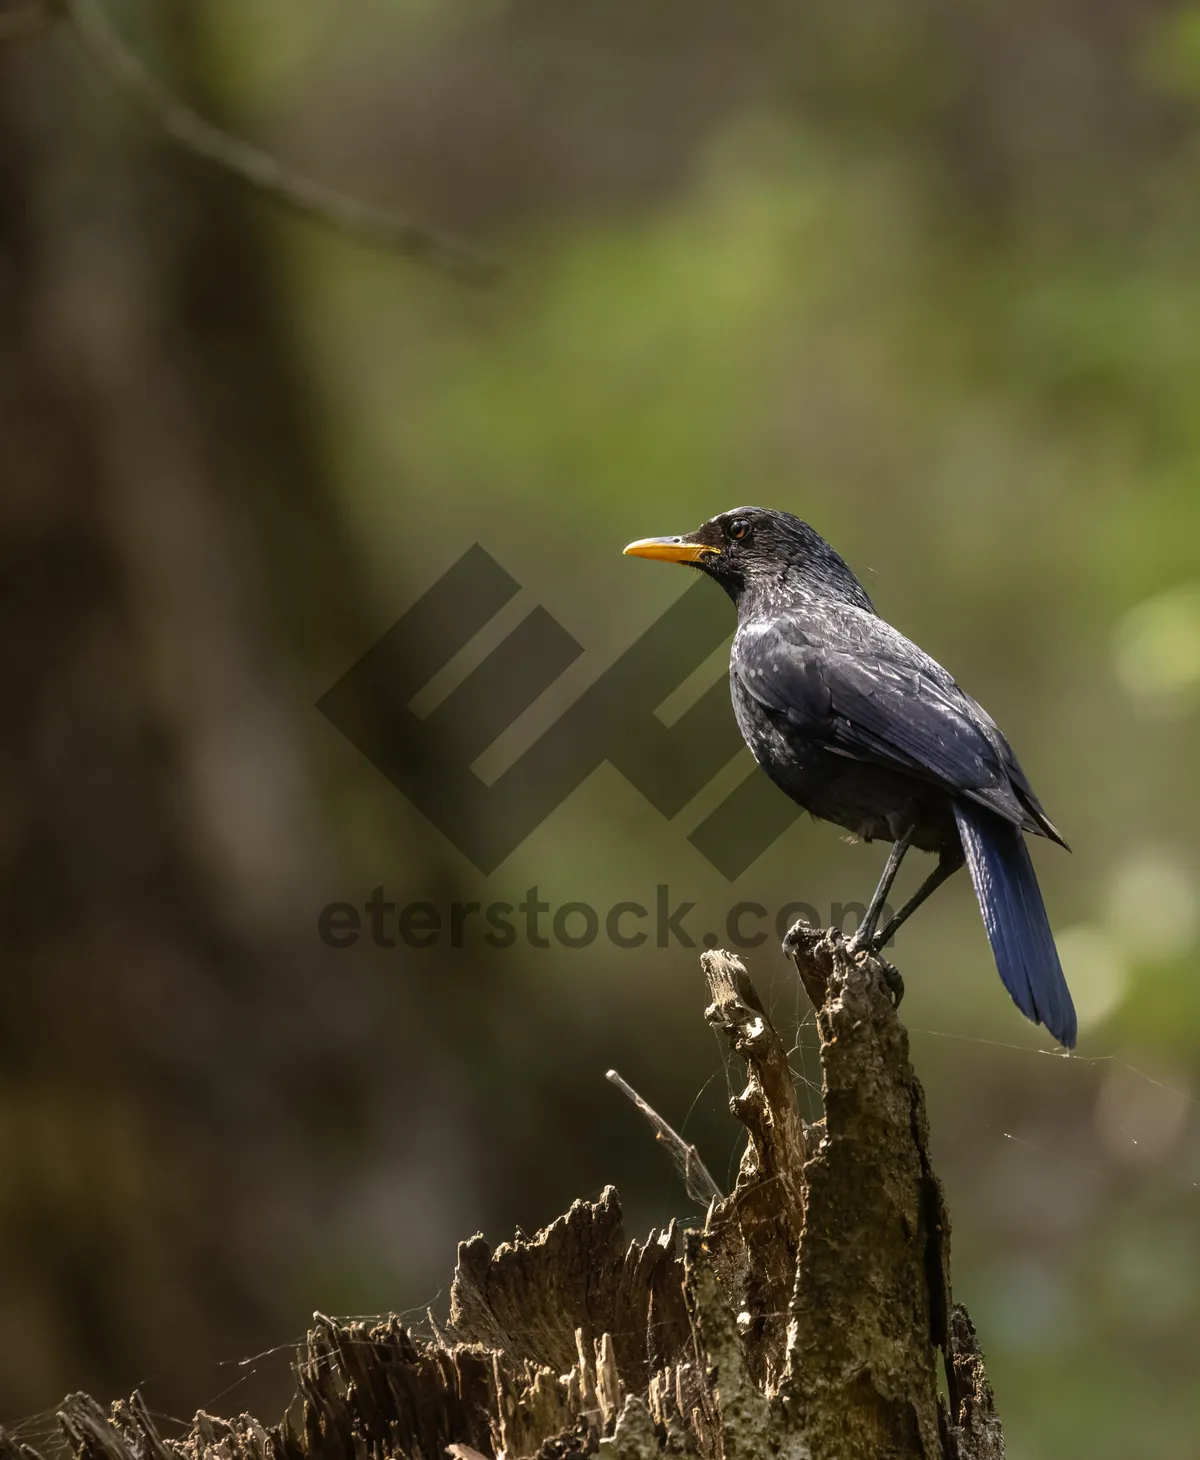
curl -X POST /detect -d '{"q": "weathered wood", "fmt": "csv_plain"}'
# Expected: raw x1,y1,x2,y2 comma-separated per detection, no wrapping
782,924,955,1458
0,926,1004,1460
700,947,810,1393
448,1187,690,1391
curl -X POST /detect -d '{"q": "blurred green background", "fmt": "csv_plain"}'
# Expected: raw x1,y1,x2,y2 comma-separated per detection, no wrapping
3,2,1200,1456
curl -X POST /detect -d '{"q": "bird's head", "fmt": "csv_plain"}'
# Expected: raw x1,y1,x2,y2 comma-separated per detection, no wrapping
624,506,873,611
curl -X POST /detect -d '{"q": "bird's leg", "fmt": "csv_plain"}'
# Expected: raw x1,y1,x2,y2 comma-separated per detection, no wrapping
872,842,966,948
846,825,915,954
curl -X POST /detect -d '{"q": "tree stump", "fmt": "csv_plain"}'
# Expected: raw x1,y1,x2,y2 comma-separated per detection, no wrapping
0,926,1004,1460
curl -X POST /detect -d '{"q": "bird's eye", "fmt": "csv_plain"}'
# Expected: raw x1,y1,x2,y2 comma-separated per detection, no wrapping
727,519,752,542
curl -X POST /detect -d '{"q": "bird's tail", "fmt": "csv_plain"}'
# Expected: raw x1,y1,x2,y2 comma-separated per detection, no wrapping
954,801,1077,1049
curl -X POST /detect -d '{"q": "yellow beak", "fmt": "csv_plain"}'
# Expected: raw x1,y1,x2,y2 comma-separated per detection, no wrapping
623,536,720,564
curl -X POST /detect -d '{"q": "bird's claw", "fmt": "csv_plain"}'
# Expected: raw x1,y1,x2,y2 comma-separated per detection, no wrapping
877,956,905,1009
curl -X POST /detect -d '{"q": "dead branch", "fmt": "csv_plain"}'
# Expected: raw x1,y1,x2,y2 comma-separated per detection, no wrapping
606,1068,723,1209
61,0,496,283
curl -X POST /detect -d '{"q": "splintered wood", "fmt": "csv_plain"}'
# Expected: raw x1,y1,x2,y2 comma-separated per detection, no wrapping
0,926,1003,1460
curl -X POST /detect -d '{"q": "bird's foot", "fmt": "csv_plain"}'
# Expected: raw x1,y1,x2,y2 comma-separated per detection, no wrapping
877,956,904,1009
843,926,879,959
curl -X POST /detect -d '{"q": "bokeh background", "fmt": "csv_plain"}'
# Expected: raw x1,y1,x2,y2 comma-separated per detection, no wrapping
4,2,1200,1456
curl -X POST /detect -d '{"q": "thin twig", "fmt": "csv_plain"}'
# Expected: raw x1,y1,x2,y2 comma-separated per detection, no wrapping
62,0,496,284
606,1069,723,1209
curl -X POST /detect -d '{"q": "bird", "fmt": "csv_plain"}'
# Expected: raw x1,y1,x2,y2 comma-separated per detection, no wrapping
624,506,1077,1049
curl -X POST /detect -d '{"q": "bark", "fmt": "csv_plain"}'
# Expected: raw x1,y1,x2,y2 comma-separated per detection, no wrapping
0,925,1003,1460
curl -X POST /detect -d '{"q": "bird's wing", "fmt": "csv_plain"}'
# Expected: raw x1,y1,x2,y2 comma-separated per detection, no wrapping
734,611,1045,833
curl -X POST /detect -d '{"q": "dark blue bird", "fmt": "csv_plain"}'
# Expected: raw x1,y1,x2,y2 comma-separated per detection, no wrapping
625,506,1077,1049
